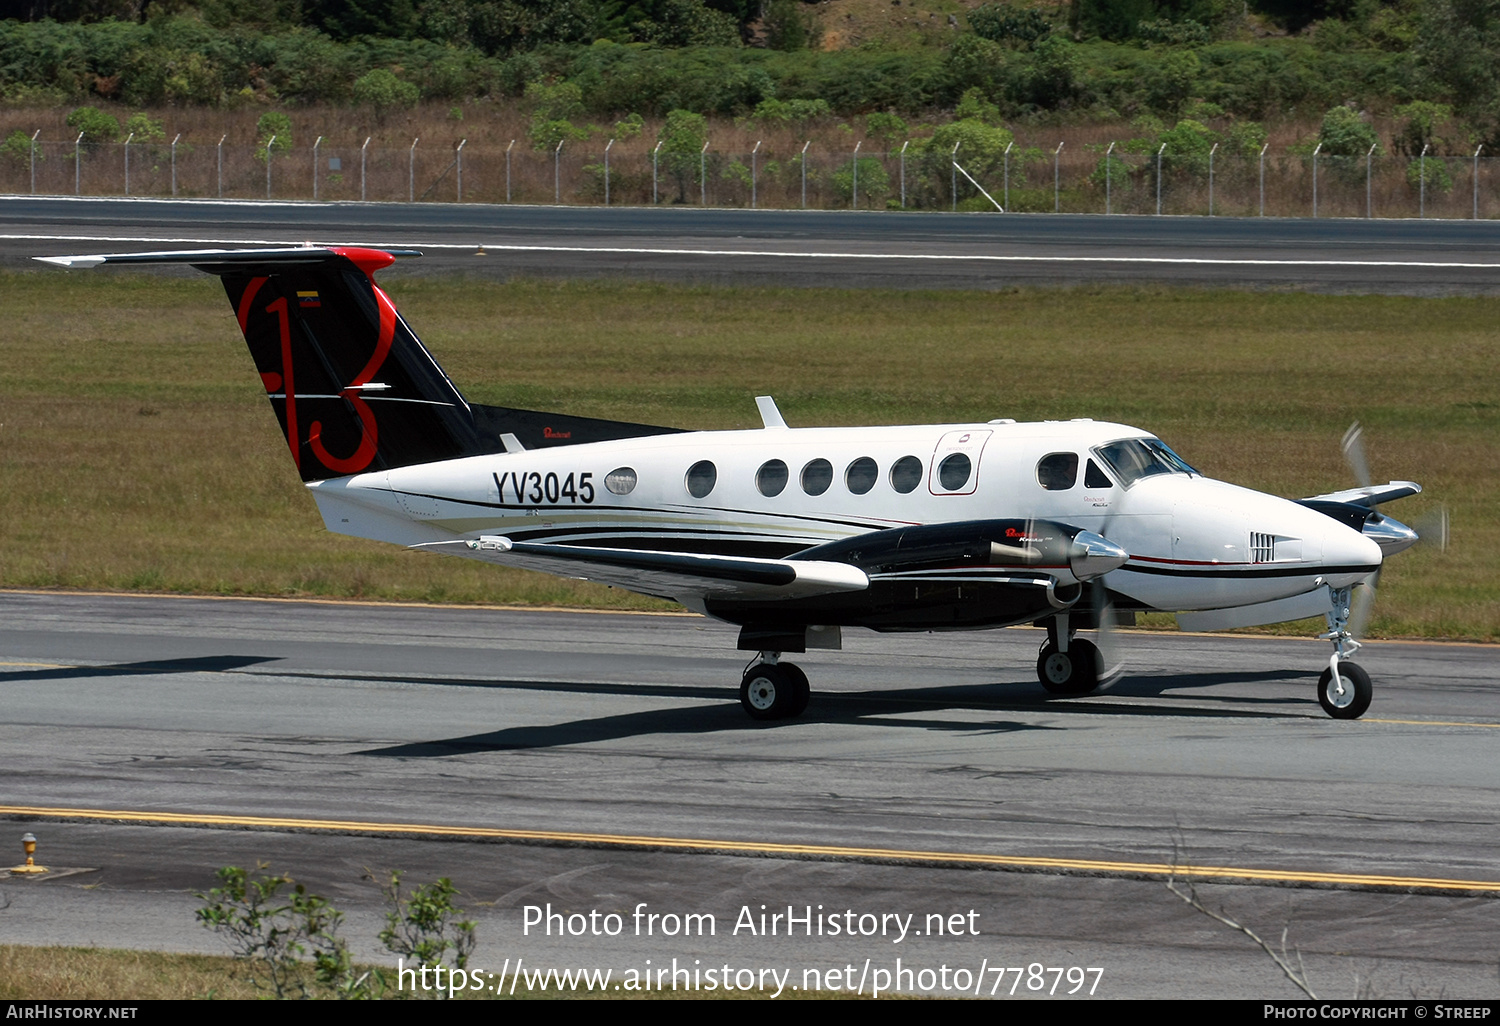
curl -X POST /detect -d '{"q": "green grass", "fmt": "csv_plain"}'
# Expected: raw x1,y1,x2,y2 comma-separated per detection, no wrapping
0,271,1493,639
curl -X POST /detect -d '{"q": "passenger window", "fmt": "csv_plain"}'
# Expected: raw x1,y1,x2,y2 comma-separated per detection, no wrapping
1037,453,1079,490
686,460,717,498
845,457,878,495
1085,458,1112,488
801,458,833,496
756,459,788,497
605,467,637,495
938,453,972,491
890,455,923,494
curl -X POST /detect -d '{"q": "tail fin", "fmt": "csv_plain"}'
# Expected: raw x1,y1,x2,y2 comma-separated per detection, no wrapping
39,246,679,482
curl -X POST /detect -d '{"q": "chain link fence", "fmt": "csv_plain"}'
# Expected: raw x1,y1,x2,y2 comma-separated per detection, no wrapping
6,135,1498,219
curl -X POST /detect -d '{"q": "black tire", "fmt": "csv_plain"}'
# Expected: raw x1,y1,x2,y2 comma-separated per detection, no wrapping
1036,639,1101,695
782,662,811,718
741,663,797,721
1317,662,1372,719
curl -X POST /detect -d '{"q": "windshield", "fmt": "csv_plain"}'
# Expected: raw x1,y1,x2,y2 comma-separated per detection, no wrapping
1094,437,1198,487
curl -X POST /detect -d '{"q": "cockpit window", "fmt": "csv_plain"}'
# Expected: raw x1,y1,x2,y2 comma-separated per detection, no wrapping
1084,459,1112,488
1094,437,1198,487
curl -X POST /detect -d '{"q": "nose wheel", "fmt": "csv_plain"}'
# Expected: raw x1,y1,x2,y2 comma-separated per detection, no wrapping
740,657,810,721
1317,661,1372,719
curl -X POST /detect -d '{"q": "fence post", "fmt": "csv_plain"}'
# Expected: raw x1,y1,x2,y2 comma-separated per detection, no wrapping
1156,143,1165,215
652,140,661,205
171,134,180,197
555,139,563,204
700,141,708,206
409,137,419,203
218,134,225,198
123,132,133,195
1367,142,1376,218
313,136,322,200
751,140,760,209
1105,141,1115,215
900,140,908,209
1053,141,1063,213
456,139,465,202
1004,141,1012,211
1474,144,1483,220
1312,142,1321,218
266,135,275,199
1209,142,1218,215
1259,143,1267,216
604,138,613,206
1419,142,1428,218
507,139,514,203
30,130,38,195
361,137,370,201
852,140,861,209
951,140,960,211
75,132,83,195
800,141,809,209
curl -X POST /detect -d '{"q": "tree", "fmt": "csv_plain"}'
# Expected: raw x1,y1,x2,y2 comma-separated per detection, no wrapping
352,68,420,121
657,108,707,202
1317,104,1378,156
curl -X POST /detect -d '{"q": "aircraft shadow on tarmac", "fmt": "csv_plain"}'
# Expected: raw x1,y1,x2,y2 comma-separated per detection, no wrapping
346,668,1310,757
1,654,278,684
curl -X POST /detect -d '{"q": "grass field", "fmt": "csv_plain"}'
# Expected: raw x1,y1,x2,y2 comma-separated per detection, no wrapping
0,270,1492,639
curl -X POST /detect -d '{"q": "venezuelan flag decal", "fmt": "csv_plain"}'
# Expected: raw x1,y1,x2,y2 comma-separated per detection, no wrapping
297,290,321,308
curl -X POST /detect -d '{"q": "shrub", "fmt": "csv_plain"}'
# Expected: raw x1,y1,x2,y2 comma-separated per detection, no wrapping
378,871,476,999
833,156,889,206
1317,105,1378,157
65,107,119,151
352,68,420,120
1407,155,1453,195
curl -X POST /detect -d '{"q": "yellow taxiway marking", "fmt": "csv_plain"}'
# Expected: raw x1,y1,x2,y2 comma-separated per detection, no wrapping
0,661,67,668
3,805,1496,894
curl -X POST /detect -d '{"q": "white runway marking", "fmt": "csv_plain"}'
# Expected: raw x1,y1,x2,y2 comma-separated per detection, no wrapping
10,233,1500,269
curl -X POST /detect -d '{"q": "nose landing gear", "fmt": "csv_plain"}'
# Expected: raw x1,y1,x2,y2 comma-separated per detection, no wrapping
1317,584,1372,719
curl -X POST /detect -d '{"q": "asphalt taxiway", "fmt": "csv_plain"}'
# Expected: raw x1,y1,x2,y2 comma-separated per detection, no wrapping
7,195,1500,293
2,591,1497,998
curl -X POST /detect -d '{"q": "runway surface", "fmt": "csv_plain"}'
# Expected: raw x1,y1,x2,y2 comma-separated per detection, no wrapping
2,591,1497,998
7,195,1500,293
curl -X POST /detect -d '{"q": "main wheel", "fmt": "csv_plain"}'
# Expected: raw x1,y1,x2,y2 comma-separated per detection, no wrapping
1036,639,1101,695
740,663,805,721
1317,662,1372,719
781,662,811,718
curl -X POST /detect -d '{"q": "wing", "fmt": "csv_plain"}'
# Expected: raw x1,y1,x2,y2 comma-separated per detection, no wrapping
1300,480,1421,507
414,537,870,607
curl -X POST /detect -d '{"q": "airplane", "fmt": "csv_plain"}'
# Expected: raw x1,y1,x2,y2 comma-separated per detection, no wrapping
38,245,1430,722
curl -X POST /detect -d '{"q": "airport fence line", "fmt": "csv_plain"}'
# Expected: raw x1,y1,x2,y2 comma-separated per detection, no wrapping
6,135,1500,220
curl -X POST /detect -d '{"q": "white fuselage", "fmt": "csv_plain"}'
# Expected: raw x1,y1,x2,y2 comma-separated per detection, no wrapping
307,418,1382,617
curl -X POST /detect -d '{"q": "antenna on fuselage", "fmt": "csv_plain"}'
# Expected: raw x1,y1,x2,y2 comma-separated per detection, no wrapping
756,396,789,430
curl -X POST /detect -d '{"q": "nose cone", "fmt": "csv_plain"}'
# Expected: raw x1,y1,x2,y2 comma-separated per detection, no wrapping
1321,523,1383,587
1364,513,1420,557
1070,530,1130,581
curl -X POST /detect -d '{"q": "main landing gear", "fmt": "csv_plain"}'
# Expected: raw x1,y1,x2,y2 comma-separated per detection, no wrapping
1317,584,1372,719
740,653,810,721
1035,612,1103,696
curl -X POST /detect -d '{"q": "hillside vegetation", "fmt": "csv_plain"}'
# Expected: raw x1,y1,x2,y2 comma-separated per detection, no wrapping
1,2,1496,147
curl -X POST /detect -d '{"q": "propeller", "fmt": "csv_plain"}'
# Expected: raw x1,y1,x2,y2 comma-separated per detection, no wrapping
1091,579,1126,687
1337,422,1448,641
1343,420,1449,553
